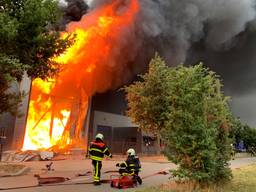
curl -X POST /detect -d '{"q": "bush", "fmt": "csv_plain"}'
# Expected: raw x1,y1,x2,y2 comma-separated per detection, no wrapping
162,64,232,184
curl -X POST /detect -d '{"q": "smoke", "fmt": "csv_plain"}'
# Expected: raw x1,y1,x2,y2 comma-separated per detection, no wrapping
58,0,256,125
59,0,256,67
187,29,256,126
141,0,255,64
58,0,68,7
86,0,256,65
57,0,89,30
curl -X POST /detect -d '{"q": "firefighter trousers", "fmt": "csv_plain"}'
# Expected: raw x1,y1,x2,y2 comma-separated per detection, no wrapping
92,160,102,182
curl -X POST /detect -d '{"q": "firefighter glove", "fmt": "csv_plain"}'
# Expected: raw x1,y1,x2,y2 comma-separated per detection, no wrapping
116,163,120,167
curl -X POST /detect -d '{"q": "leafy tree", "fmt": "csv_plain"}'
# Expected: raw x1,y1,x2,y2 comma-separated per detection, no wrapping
0,55,25,114
163,64,232,184
231,118,256,152
243,126,256,149
125,55,233,185
124,53,170,153
0,0,73,114
229,117,244,144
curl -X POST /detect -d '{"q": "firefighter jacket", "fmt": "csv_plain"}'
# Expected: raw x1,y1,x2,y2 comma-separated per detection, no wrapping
120,155,141,172
88,139,112,161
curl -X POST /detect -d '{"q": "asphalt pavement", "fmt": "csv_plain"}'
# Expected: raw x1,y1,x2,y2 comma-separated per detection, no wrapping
0,157,256,192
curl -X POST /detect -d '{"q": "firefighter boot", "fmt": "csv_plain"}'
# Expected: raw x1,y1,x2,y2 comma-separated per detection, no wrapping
93,181,101,185
135,175,142,185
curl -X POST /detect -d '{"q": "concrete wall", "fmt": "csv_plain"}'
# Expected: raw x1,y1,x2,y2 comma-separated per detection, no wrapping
92,90,127,115
91,110,142,154
12,73,31,150
92,110,137,135
0,79,23,150
0,113,15,150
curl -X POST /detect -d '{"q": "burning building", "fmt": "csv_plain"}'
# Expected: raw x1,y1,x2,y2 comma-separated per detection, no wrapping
1,0,256,154
7,0,148,154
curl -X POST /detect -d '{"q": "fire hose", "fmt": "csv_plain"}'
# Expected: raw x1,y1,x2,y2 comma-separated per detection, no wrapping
0,169,169,190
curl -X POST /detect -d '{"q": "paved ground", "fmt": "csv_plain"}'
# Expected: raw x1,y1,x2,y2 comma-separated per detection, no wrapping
0,157,256,192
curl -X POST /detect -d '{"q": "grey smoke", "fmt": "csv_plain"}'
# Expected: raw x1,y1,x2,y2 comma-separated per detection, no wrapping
140,0,256,64
57,0,89,30
188,30,256,127
60,0,256,126
87,0,256,64
58,0,68,7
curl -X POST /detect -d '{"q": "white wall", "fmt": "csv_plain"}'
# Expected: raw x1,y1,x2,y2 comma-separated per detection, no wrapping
12,73,31,149
93,110,137,135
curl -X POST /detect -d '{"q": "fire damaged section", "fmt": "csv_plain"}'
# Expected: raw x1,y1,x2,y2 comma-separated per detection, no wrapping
23,0,140,151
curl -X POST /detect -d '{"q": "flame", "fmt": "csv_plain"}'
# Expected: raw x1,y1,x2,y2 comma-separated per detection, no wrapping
22,0,139,151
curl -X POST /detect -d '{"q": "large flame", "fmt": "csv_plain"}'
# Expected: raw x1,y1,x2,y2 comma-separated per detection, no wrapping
22,0,139,151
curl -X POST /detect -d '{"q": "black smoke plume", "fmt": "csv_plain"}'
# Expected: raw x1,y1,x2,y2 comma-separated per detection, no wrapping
60,0,256,126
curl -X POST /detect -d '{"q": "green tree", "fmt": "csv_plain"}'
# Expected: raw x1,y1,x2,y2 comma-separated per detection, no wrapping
164,64,232,184
124,53,170,153
243,126,256,147
0,0,73,114
125,55,233,185
229,117,244,144
0,55,25,114
231,118,256,153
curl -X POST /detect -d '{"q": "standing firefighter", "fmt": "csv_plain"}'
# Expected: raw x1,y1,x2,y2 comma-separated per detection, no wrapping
89,133,112,185
116,148,142,184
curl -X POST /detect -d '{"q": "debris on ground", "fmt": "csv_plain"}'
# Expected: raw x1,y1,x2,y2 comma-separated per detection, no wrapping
40,151,54,161
0,163,29,177
41,162,55,171
76,171,92,177
2,150,56,162
2,151,39,162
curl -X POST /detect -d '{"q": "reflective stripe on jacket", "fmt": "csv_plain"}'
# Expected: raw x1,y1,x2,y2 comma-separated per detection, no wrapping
88,139,111,161
120,155,141,172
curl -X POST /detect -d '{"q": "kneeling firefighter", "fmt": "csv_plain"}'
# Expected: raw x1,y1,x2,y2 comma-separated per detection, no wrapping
116,148,142,184
88,133,112,185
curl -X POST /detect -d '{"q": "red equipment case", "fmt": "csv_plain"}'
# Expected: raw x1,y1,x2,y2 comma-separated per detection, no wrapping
110,175,137,189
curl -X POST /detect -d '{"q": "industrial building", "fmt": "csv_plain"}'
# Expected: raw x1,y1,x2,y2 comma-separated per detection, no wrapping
0,76,158,155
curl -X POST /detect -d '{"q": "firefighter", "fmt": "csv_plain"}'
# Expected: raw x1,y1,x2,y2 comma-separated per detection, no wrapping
116,148,142,184
88,133,112,185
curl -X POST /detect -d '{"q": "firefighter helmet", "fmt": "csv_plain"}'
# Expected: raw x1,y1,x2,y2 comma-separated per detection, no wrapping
95,133,104,140
127,148,136,156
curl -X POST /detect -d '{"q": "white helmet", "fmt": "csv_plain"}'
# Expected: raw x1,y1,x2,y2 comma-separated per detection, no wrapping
95,133,104,140
127,148,136,156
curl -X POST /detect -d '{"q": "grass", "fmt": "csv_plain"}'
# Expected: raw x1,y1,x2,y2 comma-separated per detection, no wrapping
223,164,256,192
136,164,256,192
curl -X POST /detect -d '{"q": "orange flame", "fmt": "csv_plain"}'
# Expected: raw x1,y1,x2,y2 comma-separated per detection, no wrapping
22,0,139,151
